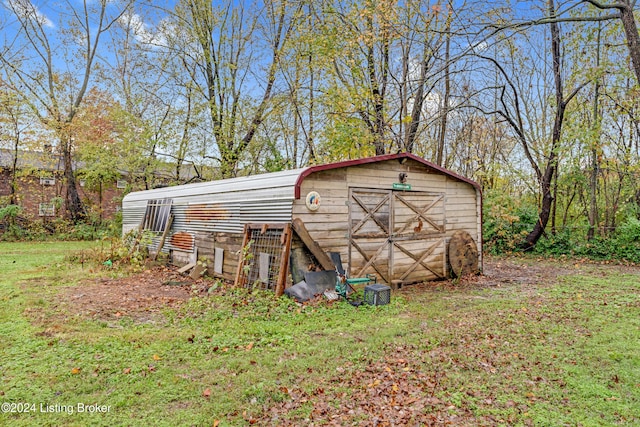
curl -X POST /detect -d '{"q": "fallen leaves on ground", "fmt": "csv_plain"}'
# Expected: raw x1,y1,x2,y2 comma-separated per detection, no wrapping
260,345,510,426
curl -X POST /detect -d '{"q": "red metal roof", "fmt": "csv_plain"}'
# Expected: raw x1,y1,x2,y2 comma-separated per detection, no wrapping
294,152,481,199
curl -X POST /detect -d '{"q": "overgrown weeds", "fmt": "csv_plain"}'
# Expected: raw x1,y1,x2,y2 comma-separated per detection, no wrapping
0,206,120,242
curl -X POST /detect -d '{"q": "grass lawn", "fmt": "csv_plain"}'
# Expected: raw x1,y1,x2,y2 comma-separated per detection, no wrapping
0,241,638,426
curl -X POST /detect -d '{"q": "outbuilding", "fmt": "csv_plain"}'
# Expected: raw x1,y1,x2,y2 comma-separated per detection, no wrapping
122,153,482,291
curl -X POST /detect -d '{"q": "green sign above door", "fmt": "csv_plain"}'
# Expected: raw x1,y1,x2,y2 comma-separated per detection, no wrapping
392,183,412,191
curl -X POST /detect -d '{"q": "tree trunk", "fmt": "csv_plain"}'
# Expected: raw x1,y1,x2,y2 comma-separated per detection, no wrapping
61,135,84,222
526,182,554,248
551,162,558,234
368,40,386,155
436,17,452,166
588,24,603,240
522,0,564,249
10,131,19,205
308,40,316,162
366,6,389,156
404,44,428,154
618,3,640,85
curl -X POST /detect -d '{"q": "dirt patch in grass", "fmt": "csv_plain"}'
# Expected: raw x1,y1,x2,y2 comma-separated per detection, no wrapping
60,256,615,323
58,256,558,321
397,255,640,299
64,266,212,322
392,255,574,301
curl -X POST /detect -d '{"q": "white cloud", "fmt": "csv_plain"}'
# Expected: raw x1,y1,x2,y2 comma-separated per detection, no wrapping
407,91,442,120
4,0,54,28
119,11,168,48
472,41,489,53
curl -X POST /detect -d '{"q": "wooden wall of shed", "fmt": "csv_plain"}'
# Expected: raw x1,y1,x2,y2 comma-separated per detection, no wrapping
170,231,244,282
292,159,480,279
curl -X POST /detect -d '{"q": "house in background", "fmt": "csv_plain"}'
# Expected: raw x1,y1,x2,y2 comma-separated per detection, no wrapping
0,148,127,220
0,148,204,221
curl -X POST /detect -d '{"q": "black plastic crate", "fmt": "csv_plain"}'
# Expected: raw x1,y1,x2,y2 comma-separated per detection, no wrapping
364,284,391,306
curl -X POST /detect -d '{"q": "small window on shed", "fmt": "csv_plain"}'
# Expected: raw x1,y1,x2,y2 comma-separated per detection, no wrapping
116,179,128,189
142,198,173,232
39,203,55,217
40,177,55,186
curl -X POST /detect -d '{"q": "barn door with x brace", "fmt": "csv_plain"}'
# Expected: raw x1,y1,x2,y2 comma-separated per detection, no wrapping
390,191,446,283
348,188,446,284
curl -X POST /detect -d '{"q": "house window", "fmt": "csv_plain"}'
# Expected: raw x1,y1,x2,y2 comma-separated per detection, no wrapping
116,180,127,189
40,177,56,186
39,203,55,217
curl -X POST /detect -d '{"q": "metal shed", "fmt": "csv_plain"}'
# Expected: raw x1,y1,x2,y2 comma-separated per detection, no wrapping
122,153,482,289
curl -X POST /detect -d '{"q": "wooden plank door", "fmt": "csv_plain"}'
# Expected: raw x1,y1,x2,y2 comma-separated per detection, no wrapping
348,189,392,283
391,192,446,282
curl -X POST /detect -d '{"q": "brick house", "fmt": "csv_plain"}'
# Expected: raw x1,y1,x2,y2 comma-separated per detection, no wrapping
0,148,126,221
0,148,202,221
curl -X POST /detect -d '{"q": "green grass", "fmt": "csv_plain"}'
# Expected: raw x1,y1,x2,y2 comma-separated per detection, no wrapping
0,242,639,426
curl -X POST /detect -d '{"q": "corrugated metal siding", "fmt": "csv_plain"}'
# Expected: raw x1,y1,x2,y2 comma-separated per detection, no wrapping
122,168,307,236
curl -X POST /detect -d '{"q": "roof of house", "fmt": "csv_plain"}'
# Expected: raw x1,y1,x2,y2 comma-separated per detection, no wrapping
0,148,64,172
121,152,482,236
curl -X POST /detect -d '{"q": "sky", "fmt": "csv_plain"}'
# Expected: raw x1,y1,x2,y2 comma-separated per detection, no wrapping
0,0,171,61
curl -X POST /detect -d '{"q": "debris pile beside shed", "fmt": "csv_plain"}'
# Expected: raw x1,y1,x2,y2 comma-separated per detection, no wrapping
122,153,482,295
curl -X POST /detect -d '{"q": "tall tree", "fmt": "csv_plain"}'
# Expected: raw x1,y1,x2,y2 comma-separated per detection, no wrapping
319,0,456,158
276,0,322,167
476,1,587,248
499,1,640,86
102,6,205,188
580,0,640,85
1,0,134,221
0,80,31,204
170,0,300,178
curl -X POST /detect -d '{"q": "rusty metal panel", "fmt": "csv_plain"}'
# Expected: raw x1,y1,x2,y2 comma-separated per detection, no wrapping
169,232,195,252
185,204,230,222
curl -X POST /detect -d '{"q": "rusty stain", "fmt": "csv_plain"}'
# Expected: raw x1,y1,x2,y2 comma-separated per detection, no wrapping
170,232,194,251
185,204,229,222
413,219,423,233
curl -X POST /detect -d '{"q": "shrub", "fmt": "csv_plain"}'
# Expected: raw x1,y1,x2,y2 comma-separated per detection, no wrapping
615,216,640,244
0,211,121,242
483,191,538,254
531,217,640,263
533,229,575,256
110,229,153,268
0,204,22,223
0,205,25,240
